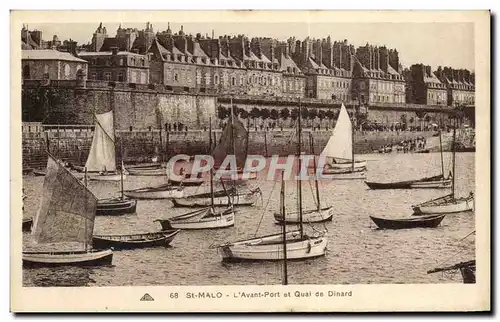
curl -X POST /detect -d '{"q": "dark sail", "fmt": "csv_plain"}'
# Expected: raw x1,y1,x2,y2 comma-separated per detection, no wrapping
213,117,248,170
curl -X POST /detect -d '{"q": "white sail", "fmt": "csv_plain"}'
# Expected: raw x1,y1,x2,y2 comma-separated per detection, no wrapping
85,110,116,172
321,104,352,162
32,154,98,245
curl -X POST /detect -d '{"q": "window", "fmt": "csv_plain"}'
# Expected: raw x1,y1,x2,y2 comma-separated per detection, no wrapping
174,73,179,82
104,72,111,81
141,58,145,67
214,75,219,85
118,72,124,82
231,77,236,86
91,72,97,80
119,58,124,66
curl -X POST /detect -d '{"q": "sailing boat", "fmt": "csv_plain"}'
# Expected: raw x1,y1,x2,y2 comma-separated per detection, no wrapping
154,119,235,230
22,153,113,268
274,107,334,224
217,104,328,261
412,118,475,215
319,104,367,179
217,170,328,261
365,129,452,190
214,98,257,182
426,230,475,283
85,110,128,182
171,114,262,208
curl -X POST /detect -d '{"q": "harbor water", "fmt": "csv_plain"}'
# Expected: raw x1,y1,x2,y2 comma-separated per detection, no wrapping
21,152,475,286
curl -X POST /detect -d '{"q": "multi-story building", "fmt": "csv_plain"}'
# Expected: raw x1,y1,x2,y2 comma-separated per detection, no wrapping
22,49,88,80
405,64,448,106
434,67,475,107
351,44,406,105
78,48,150,84
294,37,353,101
275,40,305,98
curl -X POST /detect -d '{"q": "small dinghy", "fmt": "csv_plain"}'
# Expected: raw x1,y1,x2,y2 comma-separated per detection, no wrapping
127,167,166,176
364,174,451,190
22,218,33,232
92,230,180,250
274,207,334,224
369,214,446,230
171,187,261,207
123,183,184,200
275,132,335,224
23,249,113,268
96,197,137,216
88,172,127,182
427,260,476,284
412,122,475,215
412,192,474,215
155,206,235,230
127,162,162,170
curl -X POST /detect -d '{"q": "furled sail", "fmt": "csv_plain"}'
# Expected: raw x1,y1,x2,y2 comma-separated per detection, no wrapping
321,104,352,162
85,110,116,172
32,154,98,245
213,117,248,170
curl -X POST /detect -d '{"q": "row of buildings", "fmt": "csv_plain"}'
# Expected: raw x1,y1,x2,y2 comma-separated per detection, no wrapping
21,23,475,108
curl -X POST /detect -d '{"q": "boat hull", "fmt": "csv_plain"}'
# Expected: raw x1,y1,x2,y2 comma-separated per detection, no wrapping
325,160,367,171
365,178,451,190
92,230,180,250
169,177,205,186
274,207,334,224
156,208,235,230
88,173,126,182
123,187,184,200
218,232,328,262
22,249,113,268
171,190,260,207
412,195,474,215
96,198,137,216
322,169,367,180
370,214,446,230
128,168,166,176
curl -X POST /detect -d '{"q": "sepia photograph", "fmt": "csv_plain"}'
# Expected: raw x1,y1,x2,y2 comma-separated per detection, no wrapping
10,9,490,312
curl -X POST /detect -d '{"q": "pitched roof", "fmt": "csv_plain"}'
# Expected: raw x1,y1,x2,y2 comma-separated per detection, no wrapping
191,42,209,58
22,49,87,63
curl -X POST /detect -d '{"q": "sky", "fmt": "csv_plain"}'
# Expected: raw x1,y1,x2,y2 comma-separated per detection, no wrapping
24,22,475,71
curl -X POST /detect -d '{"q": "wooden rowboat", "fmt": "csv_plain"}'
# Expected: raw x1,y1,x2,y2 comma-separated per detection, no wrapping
23,249,113,268
123,184,184,199
364,175,451,190
127,167,167,176
369,214,446,230
92,230,180,250
155,207,235,230
171,187,261,208
274,206,334,224
96,197,137,216
33,169,46,176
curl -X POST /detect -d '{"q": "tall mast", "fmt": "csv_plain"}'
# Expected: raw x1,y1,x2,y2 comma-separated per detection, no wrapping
83,166,88,251
439,130,444,178
297,102,304,238
281,170,288,285
451,116,457,198
209,117,214,207
120,137,124,200
310,133,321,211
230,97,236,172
351,105,355,171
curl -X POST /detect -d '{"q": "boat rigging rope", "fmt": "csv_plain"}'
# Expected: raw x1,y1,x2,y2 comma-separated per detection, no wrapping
433,230,476,268
253,179,278,237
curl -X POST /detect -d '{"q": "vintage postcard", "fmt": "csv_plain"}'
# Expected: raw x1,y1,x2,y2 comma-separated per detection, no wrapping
10,10,490,312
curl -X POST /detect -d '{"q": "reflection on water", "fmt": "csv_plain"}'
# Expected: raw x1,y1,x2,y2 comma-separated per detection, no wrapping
21,152,475,286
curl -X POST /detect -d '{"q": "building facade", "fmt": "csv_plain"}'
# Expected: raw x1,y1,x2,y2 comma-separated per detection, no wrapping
405,64,448,106
22,49,88,80
78,49,150,84
434,67,475,107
